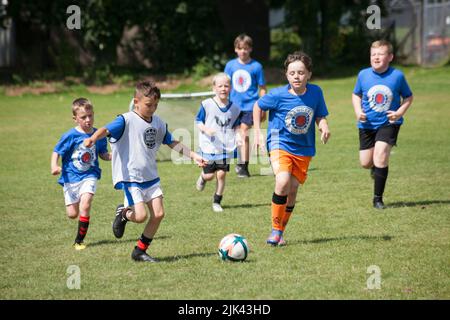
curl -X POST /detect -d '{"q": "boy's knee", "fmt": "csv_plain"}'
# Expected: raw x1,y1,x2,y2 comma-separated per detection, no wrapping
154,210,165,221
67,211,78,219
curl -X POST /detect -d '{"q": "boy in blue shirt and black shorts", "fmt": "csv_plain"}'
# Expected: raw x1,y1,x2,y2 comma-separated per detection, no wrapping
352,40,413,209
225,34,266,178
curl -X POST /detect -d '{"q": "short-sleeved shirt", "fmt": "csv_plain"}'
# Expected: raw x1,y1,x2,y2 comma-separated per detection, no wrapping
353,67,413,129
224,58,265,112
257,83,329,157
105,112,173,189
54,128,108,186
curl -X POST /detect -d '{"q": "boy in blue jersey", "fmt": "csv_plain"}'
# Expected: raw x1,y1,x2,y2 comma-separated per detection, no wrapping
352,40,413,209
84,81,207,262
253,52,330,246
225,34,266,178
51,98,111,250
195,73,242,212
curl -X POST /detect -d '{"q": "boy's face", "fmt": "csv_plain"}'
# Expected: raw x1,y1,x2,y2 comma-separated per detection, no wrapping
370,45,393,73
213,76,231,101
286,60,311,92
73,107,94,132
134,95,159,120
235,42,252,62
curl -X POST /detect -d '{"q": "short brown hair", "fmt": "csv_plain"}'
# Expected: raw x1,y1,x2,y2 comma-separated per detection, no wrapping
234,33,253,49
284,51,313,73
371,40,393,55
72,98,93,116
134,81,161,100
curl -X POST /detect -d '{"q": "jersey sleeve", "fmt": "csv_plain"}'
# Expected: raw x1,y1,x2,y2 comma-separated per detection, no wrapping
315,87,329,118
195,104,206,124
256,63,266,86
224,61,233,78
257,90,278,111
105,115,125,140
96,136,108,154
399,73,413,98
353,72,363,95
53,132,72,157
162,124,174,145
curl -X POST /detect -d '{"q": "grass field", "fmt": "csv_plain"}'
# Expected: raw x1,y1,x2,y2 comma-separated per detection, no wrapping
0,66,449,300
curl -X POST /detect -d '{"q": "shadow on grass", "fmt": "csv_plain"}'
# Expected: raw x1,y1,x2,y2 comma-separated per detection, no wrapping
157,252,217,263
89,235,171,247
387,200,450,209
223,203,268,209
289,234,393,246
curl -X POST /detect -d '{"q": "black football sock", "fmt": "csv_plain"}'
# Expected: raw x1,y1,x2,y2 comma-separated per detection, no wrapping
75,215,90,244
213,194,223,204
136,234,152,252
373,166,389,200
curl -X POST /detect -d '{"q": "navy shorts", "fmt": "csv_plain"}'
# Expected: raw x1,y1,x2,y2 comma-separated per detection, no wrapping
359,124,401,150
240,111,254,126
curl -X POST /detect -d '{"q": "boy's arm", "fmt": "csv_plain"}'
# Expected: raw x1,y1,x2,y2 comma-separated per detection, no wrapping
168,141,207,167
84,127,109,148
50,152,61,175
252,101,265,153
316,117,330,144
386,95,413,123
352,93,366,122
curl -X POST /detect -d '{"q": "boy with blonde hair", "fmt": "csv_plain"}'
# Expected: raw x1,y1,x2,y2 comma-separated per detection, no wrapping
195,73,242,212
51,98,111,250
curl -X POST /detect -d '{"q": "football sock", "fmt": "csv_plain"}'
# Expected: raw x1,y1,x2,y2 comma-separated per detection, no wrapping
213,193,223,204
271,193,288,231
75,215,90,244
122,208,129,221
281,205,295,232
373,166,389,199
136,234,153,252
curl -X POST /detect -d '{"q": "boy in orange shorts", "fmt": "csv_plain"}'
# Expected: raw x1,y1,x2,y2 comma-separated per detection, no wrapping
253,51,331,246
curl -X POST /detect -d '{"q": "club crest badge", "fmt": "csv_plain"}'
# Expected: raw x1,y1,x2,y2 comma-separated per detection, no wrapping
367,85,393,112
285,106,314,135
72,145,96,171
232,69,251,93
144,127,157,149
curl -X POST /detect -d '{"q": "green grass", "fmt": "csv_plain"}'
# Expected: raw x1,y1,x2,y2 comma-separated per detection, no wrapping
0,66,449,299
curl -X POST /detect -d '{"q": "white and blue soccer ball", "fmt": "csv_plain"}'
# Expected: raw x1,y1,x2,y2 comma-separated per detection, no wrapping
218,233,249,262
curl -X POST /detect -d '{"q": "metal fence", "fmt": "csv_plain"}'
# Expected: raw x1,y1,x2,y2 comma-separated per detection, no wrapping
387,0,450,66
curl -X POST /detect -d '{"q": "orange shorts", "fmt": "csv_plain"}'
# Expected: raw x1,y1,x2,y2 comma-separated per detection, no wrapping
269,149,312,184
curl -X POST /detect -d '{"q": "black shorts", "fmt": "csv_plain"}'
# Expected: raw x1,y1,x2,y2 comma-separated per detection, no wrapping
240,111,254,126
359,124,401,150
203,160,230,174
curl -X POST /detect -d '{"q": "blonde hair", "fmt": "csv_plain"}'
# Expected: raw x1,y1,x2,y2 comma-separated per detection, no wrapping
371,40,393,55
72,98,93,116
234,33,253,49
212,72,231,86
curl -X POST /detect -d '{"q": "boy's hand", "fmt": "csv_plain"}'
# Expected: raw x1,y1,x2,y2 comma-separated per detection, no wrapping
252,130,266,155
320,128,331,144
357,110,367,123
84,138,94,148
386,110,401,123
192,153,208,167
51,166,61,175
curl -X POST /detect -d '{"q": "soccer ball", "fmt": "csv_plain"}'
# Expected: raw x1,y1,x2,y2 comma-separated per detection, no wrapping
218,233,249,262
